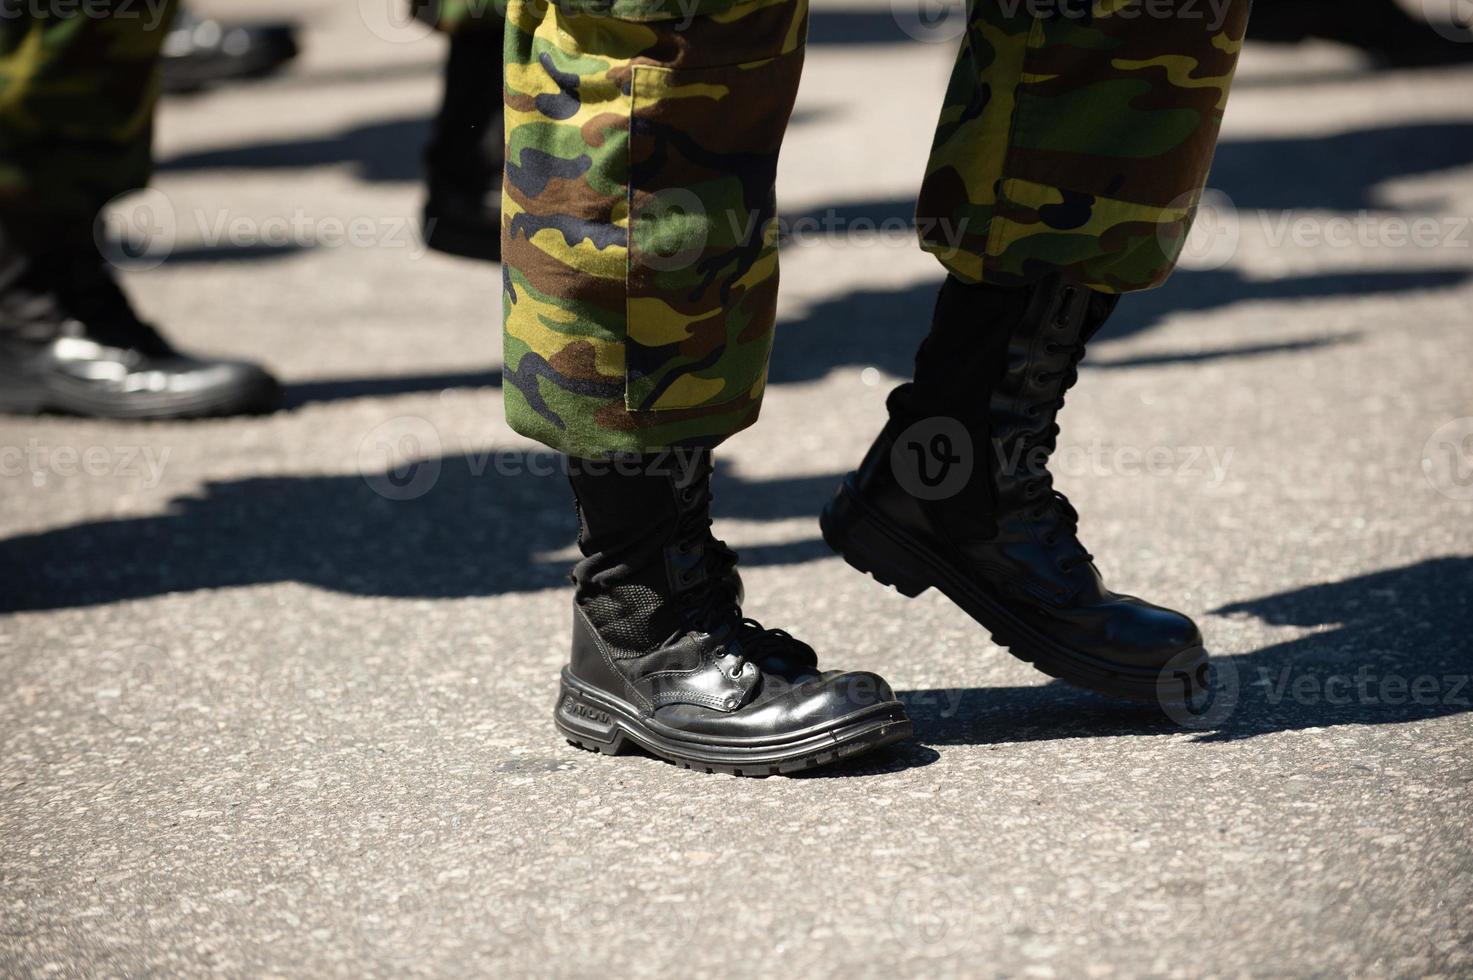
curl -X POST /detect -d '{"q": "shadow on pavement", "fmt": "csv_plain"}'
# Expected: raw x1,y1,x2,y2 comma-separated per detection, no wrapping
1085,335,1358,370
766,266,1466,385
282,369,502,408
805,9,929,45
161,241,310,265
784,121,1473,223
263,261,1453,410
154,110,1473,395
160,116,430,183
158,114,1473,220
792,739,943,777
156,108,835,185
248,271,1390,410
0,458,838,612
900,557,1473,746
610,734,942,779
1210,122,1473,212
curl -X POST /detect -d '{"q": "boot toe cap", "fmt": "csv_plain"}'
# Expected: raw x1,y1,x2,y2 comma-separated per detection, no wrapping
1102,599,1204,667
653,668,902,739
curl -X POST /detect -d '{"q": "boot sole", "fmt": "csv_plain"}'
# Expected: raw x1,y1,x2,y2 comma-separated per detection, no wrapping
0,370,282,420
554,668,912,777
820,475,1207,703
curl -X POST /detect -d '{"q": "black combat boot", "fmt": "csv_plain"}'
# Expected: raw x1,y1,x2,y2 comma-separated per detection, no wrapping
1248,0,1473,68
555,450,911,775
421,29,504,262
0,238,281,419
160,7,300,94
821,275,1206,701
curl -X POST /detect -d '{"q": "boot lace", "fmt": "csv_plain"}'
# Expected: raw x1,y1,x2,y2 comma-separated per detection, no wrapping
1020,338,1094,574
671,472,812,666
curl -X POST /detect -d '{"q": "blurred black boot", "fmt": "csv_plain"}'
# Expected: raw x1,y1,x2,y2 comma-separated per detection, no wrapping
422,29,504,262
555,451,911,774
160,7,300,94
1248,0,1473,68
0,234,280,419
822,275,1206,702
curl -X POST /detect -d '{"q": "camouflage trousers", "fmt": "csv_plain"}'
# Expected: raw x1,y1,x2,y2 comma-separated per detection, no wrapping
0,0,178,245
502,0,1249,458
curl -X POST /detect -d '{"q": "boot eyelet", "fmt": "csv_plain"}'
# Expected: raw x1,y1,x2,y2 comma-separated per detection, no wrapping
1032,508,1045,519
1045,534,1058,546
723,697,739,710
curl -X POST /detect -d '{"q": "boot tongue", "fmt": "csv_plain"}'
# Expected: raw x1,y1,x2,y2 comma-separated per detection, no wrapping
667,456,737,632
58,257,175,356
665,458,819,673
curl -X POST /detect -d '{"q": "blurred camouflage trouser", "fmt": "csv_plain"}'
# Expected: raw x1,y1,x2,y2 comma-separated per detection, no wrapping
501,0,1249,458
0,0,178,247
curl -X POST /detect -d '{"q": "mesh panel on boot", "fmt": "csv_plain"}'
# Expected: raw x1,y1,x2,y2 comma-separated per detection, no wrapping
579,583,678,654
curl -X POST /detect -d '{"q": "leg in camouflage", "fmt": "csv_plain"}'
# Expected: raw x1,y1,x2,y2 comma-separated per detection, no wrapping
413,0,510,260
499,0,1247,457
918,0,1250,292
822,1,1254,700
0,0,178,248
500,0,807,458
0,0,281,419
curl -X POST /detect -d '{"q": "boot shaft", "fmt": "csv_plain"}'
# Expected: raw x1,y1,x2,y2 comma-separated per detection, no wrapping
425,29,505,192
910,274,1116,507
566,449,738,646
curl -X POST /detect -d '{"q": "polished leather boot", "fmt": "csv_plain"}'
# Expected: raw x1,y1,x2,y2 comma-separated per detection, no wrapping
0,245,280,419
160,8,300,94
555,451,911,775
821,275,1206,701
421,30,503,262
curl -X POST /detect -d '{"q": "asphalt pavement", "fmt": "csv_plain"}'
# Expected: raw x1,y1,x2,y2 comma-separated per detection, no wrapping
3,2,1472,976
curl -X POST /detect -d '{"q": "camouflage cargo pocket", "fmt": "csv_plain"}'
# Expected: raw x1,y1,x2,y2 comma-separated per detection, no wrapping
623,43,804,413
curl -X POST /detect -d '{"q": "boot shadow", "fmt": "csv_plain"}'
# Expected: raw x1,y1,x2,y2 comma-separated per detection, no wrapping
896,556,1473,746
0,457,838,612
596,738,941,779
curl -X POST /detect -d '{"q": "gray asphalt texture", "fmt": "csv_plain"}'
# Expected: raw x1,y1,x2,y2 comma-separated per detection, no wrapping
3,2,1473,976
